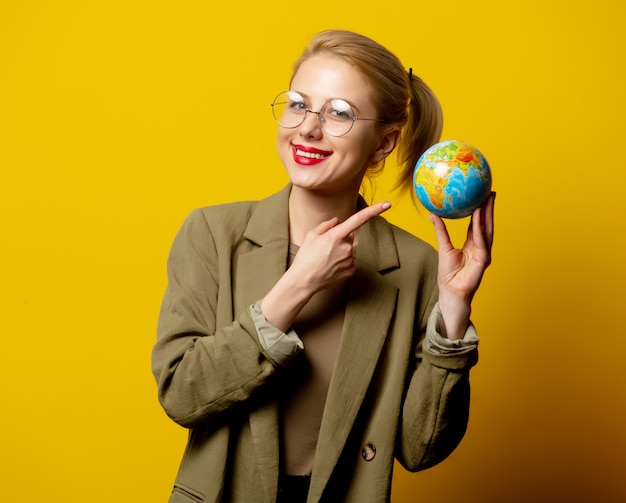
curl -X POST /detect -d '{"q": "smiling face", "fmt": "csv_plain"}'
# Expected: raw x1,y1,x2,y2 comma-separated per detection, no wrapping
276,54,397,198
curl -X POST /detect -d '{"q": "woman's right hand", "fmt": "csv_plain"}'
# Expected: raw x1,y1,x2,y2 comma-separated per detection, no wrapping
261,201,391,332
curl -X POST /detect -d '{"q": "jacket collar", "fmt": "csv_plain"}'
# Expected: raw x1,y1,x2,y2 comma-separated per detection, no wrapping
243,184,292,247
244,183,400,273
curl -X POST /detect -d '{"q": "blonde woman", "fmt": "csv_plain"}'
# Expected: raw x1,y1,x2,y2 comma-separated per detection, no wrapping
153,29,495,503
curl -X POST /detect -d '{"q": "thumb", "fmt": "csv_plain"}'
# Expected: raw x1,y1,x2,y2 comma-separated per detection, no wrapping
429,213,453,253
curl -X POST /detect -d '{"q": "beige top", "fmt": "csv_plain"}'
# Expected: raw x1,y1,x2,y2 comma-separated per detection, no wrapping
275,244,348,475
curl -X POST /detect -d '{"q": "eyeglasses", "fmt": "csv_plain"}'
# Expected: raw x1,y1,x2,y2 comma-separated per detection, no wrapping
271,90,384,137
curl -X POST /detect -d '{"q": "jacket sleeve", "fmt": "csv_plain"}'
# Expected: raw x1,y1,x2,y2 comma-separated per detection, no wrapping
396,291,479,472
151,209,294,428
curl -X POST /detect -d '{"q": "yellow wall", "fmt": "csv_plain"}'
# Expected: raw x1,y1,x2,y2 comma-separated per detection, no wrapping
2,1,625,502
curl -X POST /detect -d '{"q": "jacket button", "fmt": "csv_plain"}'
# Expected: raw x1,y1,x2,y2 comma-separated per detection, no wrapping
362,443,376,461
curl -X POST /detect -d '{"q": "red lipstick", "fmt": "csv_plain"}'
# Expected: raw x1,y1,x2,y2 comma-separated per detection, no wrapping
292,144,333,166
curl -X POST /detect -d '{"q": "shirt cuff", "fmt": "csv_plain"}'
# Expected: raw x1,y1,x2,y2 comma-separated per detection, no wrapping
425,303,479,355
248,301,304,367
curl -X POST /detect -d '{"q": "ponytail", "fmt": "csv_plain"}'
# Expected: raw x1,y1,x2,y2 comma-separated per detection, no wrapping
396,73,443,194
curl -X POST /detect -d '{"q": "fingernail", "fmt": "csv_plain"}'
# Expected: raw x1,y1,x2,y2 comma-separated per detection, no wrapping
381,201,391,210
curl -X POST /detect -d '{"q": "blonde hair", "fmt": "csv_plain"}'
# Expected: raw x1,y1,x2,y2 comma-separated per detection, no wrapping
292,30,443,194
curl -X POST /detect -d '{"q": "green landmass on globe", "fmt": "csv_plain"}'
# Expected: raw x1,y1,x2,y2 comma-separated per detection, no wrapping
413,140,492,219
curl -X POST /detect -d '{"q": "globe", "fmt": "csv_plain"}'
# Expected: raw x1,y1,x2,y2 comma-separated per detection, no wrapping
413,140,492,219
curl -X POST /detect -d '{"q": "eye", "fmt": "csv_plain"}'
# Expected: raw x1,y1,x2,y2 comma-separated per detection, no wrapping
326,99,354,121
287,91,307,112
288,100,306,111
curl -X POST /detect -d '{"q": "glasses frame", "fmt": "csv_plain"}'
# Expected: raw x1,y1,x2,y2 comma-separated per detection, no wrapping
271,90,385,137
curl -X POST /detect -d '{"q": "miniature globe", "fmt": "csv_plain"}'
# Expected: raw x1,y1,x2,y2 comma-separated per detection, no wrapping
414,140,492,219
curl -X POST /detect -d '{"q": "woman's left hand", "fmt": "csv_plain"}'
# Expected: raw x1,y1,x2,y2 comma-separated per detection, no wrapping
430,192,495,340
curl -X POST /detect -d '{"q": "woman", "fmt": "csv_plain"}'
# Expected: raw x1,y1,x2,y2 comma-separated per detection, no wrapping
152,29,495,503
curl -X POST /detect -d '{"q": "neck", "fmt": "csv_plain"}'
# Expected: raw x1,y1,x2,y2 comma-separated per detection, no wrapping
288,186,360,245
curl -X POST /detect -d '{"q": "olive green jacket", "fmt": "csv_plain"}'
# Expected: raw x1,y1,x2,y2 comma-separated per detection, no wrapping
152,184,478,503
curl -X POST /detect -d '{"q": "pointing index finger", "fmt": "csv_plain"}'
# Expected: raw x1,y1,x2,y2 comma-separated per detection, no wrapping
333,201,392,238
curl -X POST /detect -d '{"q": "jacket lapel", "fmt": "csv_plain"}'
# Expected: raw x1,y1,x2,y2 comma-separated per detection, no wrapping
234,184,292,501
308,214,400,501
236,184,292,306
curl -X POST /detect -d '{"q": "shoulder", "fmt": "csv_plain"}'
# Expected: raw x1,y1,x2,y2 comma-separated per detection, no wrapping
196,199,259,227
166,201,258,262
179,185,291,246
180,199,258,226
174,201,259,252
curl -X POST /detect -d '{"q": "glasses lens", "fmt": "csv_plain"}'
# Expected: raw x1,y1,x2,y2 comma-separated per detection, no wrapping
271,91,306,128
321,98,355,136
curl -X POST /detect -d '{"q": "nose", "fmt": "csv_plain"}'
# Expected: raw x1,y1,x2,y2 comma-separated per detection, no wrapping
299,109,324,138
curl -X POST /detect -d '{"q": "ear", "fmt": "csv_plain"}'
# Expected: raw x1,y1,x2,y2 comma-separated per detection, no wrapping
371,127,401,164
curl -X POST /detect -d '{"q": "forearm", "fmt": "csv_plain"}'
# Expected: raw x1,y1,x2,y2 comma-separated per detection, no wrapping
437,293,471,341
259,267,316,332
153,307,278,428
398,365,472,471
397,305,478,471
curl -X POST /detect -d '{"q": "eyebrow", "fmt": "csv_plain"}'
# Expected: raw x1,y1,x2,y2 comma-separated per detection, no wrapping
290,90,362,114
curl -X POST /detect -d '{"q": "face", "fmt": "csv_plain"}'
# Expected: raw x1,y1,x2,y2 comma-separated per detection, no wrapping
276,54,396,197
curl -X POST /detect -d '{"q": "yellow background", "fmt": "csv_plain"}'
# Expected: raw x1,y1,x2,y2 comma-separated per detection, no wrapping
1,1,625,502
